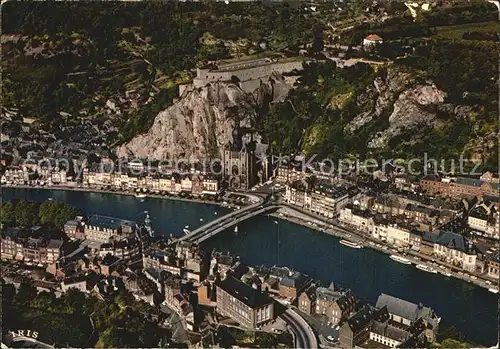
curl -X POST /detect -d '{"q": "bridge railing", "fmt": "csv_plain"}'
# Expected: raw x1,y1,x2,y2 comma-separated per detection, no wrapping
178,201,265,241
193,205,277,243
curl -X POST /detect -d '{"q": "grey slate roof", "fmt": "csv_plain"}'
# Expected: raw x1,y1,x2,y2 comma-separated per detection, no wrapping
316,287,343,302
376,293,432,323
346,305,374,333
456,177,484,187
435,232,474,254
87,215,135,230
218,276,273,309
371,321,411,342
337,294,356,311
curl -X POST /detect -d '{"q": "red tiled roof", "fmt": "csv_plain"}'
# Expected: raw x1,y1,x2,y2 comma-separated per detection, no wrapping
364,34,383,41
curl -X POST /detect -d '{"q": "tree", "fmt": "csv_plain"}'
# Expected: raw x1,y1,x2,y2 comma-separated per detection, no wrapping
2,281,16,304
63,288,88,313
0,201,15,223
311,24,325,54
440,338,472,348
15,281,38,305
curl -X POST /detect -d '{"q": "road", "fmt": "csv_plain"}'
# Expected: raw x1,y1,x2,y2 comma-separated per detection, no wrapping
279,202,499,291
281,309,318,349
194,204,277,243
178,194,265,242
179,191,275,243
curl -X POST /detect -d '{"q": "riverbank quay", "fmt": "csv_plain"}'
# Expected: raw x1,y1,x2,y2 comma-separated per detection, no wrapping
270,204,499,292
2,183,225,207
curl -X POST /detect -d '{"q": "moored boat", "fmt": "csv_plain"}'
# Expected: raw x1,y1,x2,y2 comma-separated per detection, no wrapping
339,239,363,249
390,255,412,265
488,287,499,294
416,264,438,274
135,193,146,198
183,228,190,235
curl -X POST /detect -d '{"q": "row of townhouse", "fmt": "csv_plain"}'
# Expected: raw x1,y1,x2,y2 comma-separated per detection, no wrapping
98,237,142,262
420,175,499,200
1,234,64,265
1,165,69,185
298,283,356,327
372,193,460,228
339,293,439,348
340,205,422,249
340,206,479,272
284,183,349,218
64,215,137,244
83,168,219,195
467,201,499,239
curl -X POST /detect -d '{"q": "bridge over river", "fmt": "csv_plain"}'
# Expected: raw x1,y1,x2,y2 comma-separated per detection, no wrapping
177,193,279,244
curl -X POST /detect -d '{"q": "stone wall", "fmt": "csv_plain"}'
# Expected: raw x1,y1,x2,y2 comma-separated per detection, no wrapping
193,60,304,90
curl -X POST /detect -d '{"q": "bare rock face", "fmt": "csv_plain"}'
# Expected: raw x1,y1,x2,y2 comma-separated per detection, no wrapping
344,66,461,149
345,68,413,134
116,76,290,160
368,83,446,149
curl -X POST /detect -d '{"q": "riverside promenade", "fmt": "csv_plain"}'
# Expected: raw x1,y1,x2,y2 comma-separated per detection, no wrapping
270,204,499,292
2,183,224,206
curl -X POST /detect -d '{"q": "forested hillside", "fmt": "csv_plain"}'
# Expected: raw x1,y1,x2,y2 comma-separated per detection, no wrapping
1,1,498,170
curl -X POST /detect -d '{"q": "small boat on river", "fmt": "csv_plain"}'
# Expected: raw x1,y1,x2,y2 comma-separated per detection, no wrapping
390,255,412,265
339,240,363,249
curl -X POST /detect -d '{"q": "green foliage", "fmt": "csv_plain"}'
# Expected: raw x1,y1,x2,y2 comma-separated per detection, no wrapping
0,200,82,229
119,85,178,143
434,21,499,41
216,326,291,348
2,1,324,142
261,61,376,158
2,281,16,305
422,2,498,27
347,16,431,45
14,281,38,305
439,338,472,348
404,38,498,106
4,280,167,348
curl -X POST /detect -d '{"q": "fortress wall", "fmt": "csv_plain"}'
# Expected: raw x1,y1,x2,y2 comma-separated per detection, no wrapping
218,58,270,71
232,61,304,82
193,61,304,90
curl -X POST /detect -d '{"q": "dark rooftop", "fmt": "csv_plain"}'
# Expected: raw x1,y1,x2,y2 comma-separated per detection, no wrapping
376,294,432,323
435,232,474,254
218,276,273,309
87,215,136,230
346,305,374,333
100,254,121,267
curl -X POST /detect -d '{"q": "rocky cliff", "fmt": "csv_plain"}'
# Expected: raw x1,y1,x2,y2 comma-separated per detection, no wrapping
116,74,292,160
344,66,474,150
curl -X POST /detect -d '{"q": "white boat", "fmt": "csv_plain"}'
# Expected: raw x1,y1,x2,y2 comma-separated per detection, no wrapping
416,264,438,274
183,228,190,235
339,240,363,249
135,193,146,198
200,218,204,222
48,197,53,201
488,288,499,294
234,226,239,233
390,255,412,265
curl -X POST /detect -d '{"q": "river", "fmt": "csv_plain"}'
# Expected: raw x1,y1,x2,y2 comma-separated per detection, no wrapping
1,187,497,346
